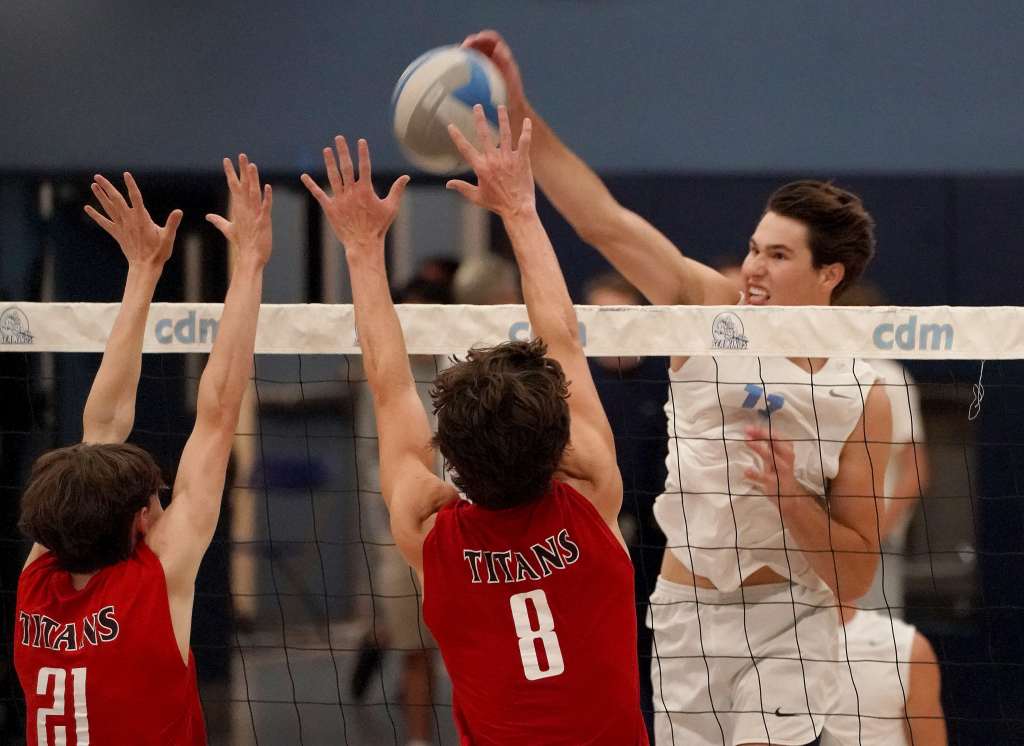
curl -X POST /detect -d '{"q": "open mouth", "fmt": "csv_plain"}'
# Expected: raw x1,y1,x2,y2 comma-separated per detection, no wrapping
746,286,769,305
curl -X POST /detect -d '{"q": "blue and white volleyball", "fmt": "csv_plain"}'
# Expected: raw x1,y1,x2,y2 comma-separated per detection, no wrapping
391,46,507,174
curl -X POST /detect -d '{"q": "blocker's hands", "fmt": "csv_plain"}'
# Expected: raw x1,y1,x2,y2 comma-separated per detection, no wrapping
85,172,182,269
301,137,409,255
206,155,273,267
446,105,535,219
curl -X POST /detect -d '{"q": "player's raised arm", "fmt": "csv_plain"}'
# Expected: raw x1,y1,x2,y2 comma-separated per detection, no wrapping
446,104,622,524
82,173,182,444
462,29,738,307
22,175,182,570
148,155,271,597
302,137,454,572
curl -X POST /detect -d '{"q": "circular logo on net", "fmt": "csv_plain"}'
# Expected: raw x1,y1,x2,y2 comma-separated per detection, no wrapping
0,306,33,344
711,312,748,350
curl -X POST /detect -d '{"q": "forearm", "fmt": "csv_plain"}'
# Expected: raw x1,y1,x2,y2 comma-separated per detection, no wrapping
907,718,947,746
502,209,580,353
345,243,416,401
82,264,162,442
513,101,720,306
195,259,263,426
780,492,879,601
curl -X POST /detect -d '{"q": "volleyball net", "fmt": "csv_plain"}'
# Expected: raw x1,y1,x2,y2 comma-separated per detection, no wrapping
1,301,1022,744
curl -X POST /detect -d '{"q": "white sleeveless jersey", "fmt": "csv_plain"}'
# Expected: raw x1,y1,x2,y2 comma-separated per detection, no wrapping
654,355,881,591
821,611,918,746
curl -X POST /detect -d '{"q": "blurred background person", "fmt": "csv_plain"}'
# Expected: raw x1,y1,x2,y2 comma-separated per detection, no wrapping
582,270,667,737
452,251,520,305
350,260,456,746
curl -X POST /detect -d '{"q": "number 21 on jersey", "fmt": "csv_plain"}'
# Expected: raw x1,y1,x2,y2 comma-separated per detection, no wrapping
36,667,89,745
509,589,565,681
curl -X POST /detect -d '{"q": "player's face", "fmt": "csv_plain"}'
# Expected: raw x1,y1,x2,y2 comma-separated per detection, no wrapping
741,212,841,306
587,286,642,372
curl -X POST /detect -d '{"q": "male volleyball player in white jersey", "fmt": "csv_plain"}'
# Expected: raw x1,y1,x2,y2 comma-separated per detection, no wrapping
464,30,893,746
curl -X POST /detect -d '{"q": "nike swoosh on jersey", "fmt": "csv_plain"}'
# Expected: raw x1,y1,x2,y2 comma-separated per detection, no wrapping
828,388,857,399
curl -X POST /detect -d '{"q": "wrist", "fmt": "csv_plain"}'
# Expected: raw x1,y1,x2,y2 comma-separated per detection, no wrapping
777,485,818,517
126,262,163,282
499,202,539,225
341,237,386,264
232,254,267,276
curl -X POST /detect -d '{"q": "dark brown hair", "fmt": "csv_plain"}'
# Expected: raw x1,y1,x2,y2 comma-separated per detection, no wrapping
765,180,876,298
19,443,162,573
431,339,570,509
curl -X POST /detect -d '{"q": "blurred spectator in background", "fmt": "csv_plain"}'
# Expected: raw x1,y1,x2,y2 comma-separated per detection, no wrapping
582,270,667,738
412,257,459,297
837,282,931,616
452,252,520,305
351,259,457,746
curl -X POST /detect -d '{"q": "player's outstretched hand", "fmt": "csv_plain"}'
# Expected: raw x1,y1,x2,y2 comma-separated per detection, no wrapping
461,30,526,107
743,425,803,507
85,172,182,269
301,137,409,254
446,105,534,219
207,155,273,267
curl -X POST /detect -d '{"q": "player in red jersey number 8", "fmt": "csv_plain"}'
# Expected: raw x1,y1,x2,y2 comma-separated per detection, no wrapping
302,106,648,745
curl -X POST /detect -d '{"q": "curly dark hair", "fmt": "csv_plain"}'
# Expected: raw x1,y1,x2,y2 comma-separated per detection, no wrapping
19,443,162,573
431,339,570,510
765,180,876,298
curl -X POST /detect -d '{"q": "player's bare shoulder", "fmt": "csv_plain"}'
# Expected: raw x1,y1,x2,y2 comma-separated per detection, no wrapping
390,472,458,569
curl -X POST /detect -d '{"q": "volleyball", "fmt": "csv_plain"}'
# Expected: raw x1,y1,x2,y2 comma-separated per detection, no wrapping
391,45,507,174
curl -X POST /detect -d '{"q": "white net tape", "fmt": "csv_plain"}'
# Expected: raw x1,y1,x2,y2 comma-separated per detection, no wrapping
2,302,1022,359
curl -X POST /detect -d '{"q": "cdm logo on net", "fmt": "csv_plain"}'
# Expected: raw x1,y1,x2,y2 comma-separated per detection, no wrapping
872,314,953,351
154,310,219,345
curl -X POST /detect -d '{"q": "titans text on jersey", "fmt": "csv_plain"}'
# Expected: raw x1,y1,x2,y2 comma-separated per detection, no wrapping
462,529,581,583
18,605,119,652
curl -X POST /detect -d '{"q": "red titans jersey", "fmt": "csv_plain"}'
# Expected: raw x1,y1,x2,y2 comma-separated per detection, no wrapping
15,542,206,746
423,481,648,745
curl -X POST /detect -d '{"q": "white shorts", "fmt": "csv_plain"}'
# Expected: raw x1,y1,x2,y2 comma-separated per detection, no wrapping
820,610,916,746
648,577,839,746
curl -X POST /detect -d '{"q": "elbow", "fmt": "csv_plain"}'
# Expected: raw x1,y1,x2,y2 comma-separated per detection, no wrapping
82,407,135,444
833,552,879,603
82,419,131,445
536,320,584,359
196,382,243,435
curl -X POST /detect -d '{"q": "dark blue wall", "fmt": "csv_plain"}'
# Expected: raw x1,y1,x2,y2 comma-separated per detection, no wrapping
2,1,1023,174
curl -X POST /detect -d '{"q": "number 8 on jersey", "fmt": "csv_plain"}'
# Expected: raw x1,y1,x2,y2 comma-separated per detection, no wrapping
510,589,564,681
